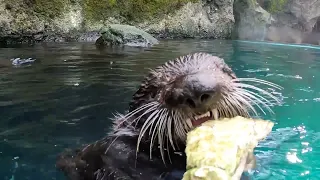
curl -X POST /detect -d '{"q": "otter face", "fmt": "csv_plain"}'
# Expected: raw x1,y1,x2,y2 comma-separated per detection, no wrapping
115,52,282,162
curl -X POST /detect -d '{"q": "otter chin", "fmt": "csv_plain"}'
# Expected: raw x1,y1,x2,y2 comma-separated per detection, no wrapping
56,52,283,180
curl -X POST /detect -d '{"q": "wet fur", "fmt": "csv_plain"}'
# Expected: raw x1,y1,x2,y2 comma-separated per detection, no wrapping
56,53,282,180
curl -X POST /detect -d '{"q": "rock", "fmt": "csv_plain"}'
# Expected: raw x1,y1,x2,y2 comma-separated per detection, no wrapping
232,0,273,41
302,32,320,45
256,0,320,45
0,0,236,44
268,0,320,33
95,24,159,47
265,25,303,44
140,1,235,39
2,0,320,46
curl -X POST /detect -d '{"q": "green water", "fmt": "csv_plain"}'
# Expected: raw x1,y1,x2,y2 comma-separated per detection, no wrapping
0,40,319,179
233,41,320,180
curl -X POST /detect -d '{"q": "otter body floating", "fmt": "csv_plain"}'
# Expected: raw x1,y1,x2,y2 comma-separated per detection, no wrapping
183,116,274,180
55,53,282,180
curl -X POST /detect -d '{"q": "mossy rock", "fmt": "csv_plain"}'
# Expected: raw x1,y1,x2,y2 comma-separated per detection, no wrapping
83,0,199,23
95,24,159,47
264,0,288,13
33,0,65,18
4,0,71,19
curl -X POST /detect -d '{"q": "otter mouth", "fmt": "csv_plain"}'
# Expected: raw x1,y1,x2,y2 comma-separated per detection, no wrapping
192,108,219,127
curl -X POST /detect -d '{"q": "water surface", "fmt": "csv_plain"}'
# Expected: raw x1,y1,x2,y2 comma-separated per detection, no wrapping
0,40,319,180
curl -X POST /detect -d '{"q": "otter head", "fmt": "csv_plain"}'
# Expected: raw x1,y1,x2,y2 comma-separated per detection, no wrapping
113,52,282,162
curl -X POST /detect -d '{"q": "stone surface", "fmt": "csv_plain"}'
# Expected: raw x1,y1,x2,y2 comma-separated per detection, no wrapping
232,0,320,45
1,0,320,46
270,0,320,32
0,0,236,46
140,1,235,39
233,0,273,41
265,26,303,44
263,0,320,45
95,24,159,47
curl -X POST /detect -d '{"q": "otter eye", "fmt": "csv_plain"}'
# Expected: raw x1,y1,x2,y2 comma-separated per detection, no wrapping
222,66,231,74
222,66,236,79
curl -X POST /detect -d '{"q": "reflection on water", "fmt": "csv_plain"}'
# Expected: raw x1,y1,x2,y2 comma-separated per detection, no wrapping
0,40,320,179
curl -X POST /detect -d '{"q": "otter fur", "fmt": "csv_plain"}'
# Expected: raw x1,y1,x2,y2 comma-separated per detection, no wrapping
56,52,282,180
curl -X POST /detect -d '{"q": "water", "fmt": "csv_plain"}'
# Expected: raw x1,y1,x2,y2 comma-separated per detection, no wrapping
0,39,319,180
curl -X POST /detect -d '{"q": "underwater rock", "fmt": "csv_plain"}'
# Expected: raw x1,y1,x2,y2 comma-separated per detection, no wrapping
95,24,159,47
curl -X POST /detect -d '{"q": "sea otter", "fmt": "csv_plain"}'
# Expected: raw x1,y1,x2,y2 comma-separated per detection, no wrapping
56,52,282,180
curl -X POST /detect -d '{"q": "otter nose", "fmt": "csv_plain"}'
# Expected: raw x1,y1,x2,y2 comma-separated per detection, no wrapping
183,73,221,110
164,73,221,111
184,92,214,109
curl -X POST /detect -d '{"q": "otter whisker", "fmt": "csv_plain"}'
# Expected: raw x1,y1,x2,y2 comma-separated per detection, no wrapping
158,109,175,164
136,109,162,156
226,93,257,116
158,111,168,164
225,93,258,116
149,109,164,139
233,92,266,116
133,105,161,129
237,88,275,106
233,78,283,90
165,132,172,164
106,104,160,154
235,88,277,113
233,92,268,115
234,89,270,106
218,100,233,118
173,111,189,144
236,91,273,114
217,100,232,117
124,102,158,119
233,83,282,104
149,109,166,158
222,97,241,117
115,102,159,128
217,104,228,118
163,110,174,164
167,111,176,151
231,96,252,117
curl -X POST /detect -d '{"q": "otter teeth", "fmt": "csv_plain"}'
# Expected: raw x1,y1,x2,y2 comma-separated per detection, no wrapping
212,108,219,120
193,109,219,121
194,111,211,120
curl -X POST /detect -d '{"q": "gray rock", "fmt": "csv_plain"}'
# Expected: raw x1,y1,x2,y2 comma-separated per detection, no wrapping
139,1,235,39
95,24,159,47
265,25,303,44
2,0,320,46
270,0,320,33
0,0,235,43
233,0,273,41
255,0,320,45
